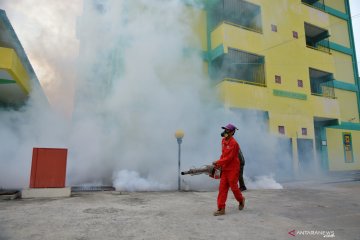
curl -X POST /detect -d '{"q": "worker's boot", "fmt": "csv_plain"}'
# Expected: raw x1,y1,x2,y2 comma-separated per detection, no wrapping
213,208,225,216
239,198,245,210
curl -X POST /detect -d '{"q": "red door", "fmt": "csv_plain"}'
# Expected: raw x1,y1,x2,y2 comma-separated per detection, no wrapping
30,148,68,188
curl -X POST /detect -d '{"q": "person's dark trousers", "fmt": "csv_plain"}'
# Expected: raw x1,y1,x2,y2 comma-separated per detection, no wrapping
238,164,247,191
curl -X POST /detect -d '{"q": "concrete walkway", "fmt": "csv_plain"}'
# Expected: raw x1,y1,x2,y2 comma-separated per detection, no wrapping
0,182,359,240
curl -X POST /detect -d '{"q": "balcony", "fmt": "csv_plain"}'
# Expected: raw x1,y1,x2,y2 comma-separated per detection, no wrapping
208,0,262,33
301,0,325,11
304,22,330,53
309,68,335,99
0,47,30,105
210,47,266,87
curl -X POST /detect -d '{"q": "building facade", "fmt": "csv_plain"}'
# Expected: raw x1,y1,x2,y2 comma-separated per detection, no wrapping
0,9,43,108
77,0,359,174
195,0,360,173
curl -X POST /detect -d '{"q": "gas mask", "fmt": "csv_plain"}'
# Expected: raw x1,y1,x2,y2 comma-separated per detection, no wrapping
221,130,229,138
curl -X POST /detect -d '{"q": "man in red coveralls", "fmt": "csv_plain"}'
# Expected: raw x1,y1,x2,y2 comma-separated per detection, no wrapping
213,123,245,216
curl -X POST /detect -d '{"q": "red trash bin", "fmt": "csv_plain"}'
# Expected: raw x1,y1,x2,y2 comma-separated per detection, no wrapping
29,148,68,188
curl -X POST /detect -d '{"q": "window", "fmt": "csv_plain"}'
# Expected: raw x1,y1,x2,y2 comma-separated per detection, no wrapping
278,126,285,134
275,75,281,84
292,31,298,39
343,133,354,163
209,0,263,33
309,68,335,98
302,128,307,135
301,0,325,11
210,48,265,86
304,22,330,53
298,79,303,87
271,24,277,32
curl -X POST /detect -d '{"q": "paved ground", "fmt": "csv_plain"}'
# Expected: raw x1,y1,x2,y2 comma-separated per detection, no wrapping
0,181,359,240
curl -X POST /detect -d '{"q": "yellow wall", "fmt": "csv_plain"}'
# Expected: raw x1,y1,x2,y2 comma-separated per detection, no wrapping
302,4,330,29
335,89,359,122
309,95,340,119
217,80,340,135
329,16,350,48
326,128,360,171
213,0,340,135
211,24,225,50
332,50,355,84
199,10,208,51
194,0,358,172
269,113,314,139
184,6,207,51
216,81,270,110
0,47,31,93
210,0,337,92
326,0,346,13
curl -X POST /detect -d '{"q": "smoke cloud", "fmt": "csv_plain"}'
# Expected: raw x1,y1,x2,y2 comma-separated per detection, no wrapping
0,0,82,115
0,0,293,190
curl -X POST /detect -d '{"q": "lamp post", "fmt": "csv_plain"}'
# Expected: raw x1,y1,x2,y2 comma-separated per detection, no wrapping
175,130,184,191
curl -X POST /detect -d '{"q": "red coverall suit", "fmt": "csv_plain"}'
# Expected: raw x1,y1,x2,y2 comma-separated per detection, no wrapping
215,136,244,210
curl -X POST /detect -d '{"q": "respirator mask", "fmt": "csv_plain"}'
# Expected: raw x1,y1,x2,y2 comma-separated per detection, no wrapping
221,130,231,137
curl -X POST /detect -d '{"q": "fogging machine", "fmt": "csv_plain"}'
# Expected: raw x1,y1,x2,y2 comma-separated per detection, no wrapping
181,165,221,179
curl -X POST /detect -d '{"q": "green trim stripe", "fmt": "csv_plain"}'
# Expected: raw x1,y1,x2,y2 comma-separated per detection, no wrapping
273,89,307,100
321,127,329,170
303,1,348,20
210,44,224,61
206,5,212,75
327,122,360,131
345,0,360,119
202,51,208,60
333,80,358,92
329,42,352,55
202,44,225,62
0,79,16,84
324,5,348,20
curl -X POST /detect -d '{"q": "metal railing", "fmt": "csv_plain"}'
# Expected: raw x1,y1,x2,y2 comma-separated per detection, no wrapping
306,38,330,53
211,48,266,86
301,0,325,11
310,79,335,99
222,77,266,87
208,0,262,33
316,39,331,53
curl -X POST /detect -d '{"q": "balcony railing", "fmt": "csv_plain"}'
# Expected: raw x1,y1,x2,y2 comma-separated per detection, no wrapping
222,77,266,87
316,39,331,53
210,48,266,86
311,79,335,99
304,22,330,54
301,0,325,11
208,0,262,33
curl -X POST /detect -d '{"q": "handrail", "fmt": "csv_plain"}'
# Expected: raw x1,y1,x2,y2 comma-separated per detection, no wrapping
222,77,266,87
306,45,331,54
211,21,262,34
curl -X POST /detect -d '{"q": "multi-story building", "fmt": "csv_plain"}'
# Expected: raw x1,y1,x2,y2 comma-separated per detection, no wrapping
0,9,43,108
77,0,359,175
196,0,360,173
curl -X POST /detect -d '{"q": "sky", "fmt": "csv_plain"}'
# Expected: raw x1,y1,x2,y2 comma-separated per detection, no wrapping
349,0,360,67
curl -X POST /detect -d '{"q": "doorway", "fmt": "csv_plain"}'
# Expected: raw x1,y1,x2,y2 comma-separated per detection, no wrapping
297,139,315,174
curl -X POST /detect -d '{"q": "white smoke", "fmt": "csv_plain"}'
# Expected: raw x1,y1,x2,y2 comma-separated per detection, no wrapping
113,170,170,192
245,175,283,189
0,0,81,116
0,0,288,190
